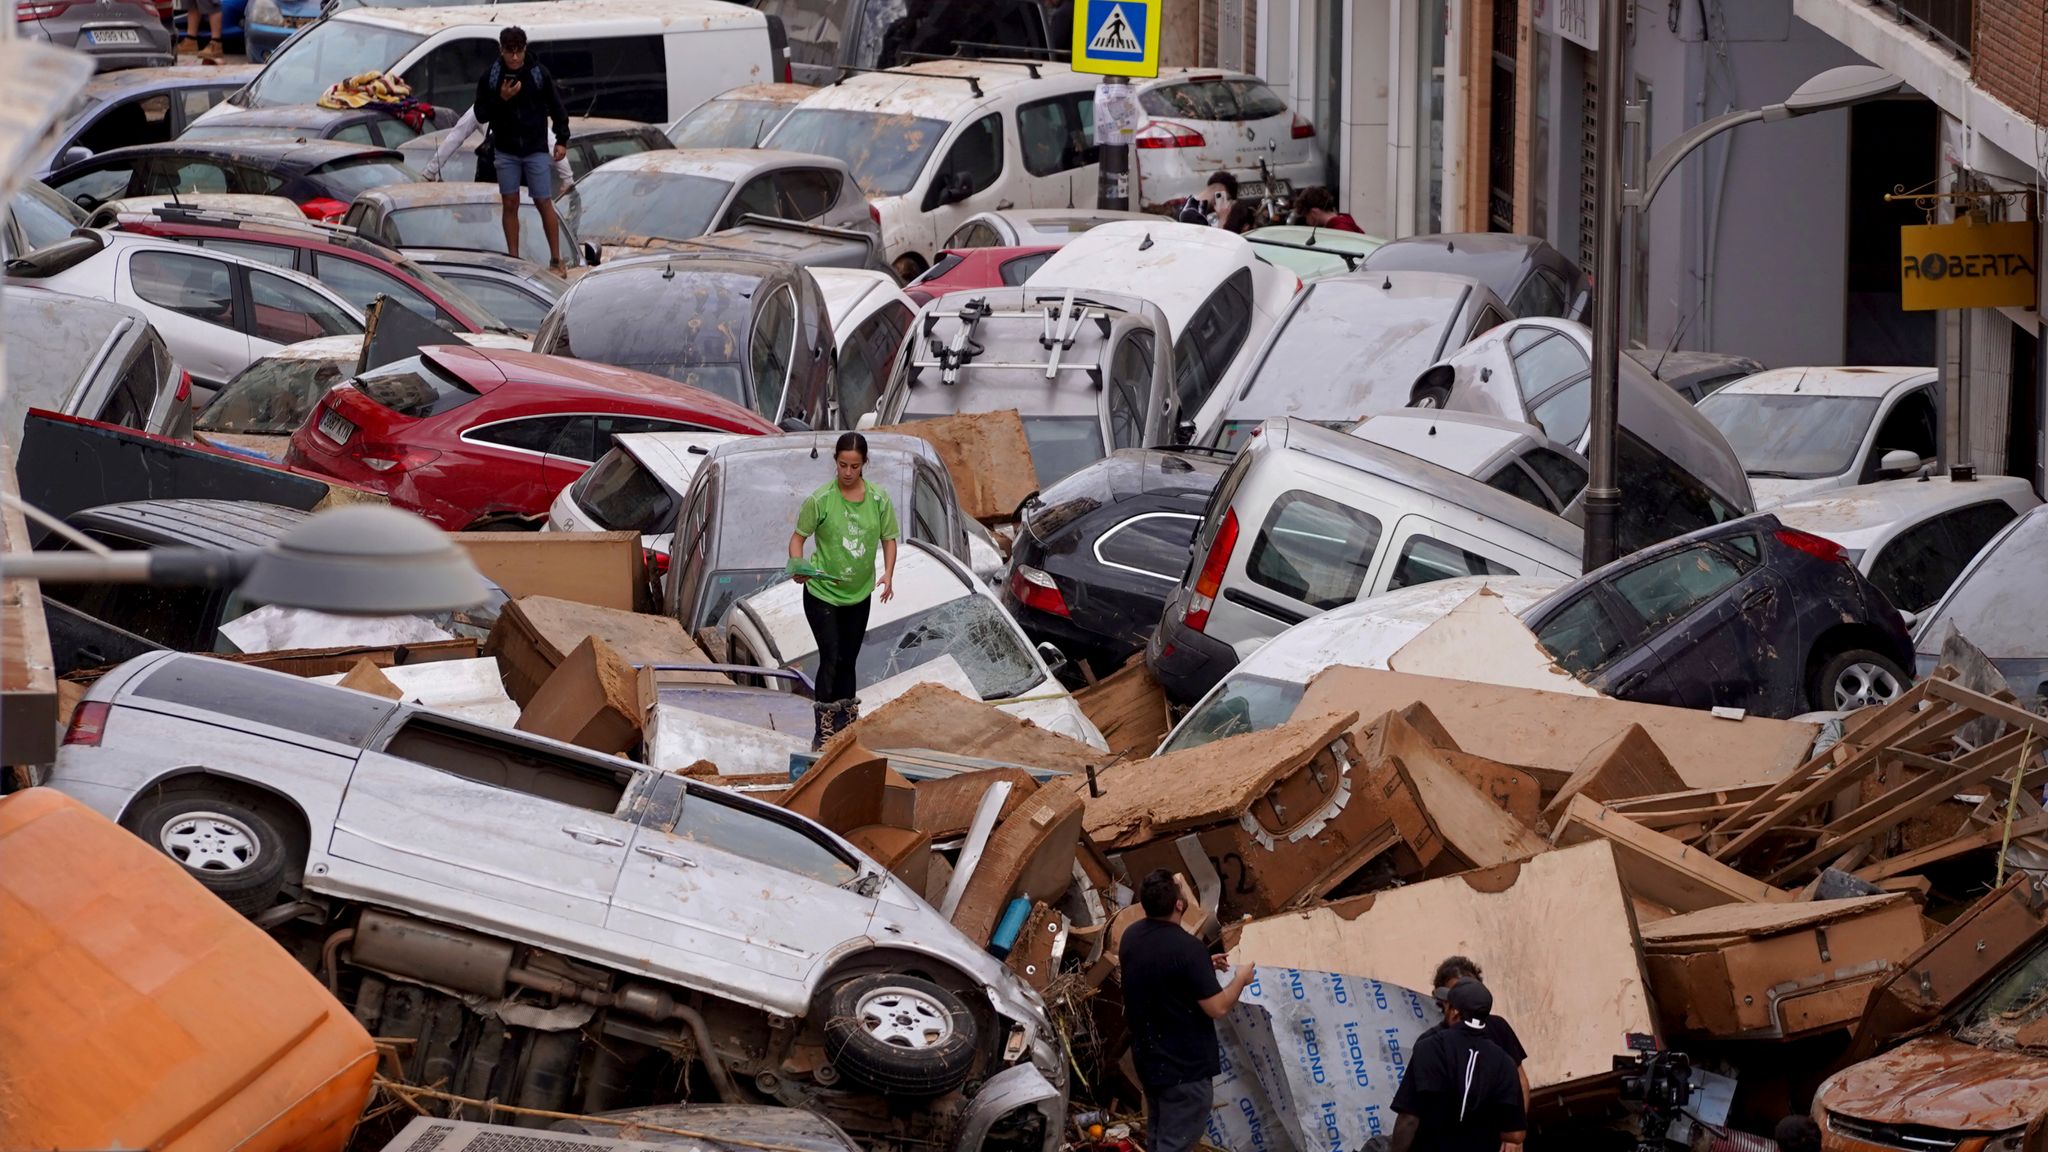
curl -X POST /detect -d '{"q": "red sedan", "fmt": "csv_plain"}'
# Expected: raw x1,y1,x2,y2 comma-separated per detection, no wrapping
904,246,1059,306
285,345,776,530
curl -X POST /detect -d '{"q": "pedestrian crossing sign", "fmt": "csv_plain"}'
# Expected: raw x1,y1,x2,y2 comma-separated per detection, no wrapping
1073,0,1160,77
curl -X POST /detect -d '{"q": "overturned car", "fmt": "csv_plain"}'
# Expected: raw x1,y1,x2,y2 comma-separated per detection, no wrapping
49,652,1065,1149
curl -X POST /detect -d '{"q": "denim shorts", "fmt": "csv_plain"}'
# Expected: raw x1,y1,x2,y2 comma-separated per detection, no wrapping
493,150,553,200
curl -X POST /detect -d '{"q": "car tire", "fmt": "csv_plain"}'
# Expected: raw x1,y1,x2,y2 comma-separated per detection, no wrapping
1813,648,1909,713
821,972,979,1095
125,792,291,916
1409,384,1450,408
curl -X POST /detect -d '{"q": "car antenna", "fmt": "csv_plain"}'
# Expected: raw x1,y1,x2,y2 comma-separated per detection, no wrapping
1138,232,1153,251
1444,238,1455,252
811,433,819,459
1651,298,1703,377
1382,276,1392,290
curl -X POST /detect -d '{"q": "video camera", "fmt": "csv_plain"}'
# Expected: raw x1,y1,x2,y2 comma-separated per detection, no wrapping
1613,1033,1696,1151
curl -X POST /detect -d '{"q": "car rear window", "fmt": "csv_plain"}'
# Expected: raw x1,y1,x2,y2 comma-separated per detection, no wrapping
575,449,677,532
133,657,396,746
199,355,351,434
310,157,422,200
1140,78,1290,122
353,353,479,418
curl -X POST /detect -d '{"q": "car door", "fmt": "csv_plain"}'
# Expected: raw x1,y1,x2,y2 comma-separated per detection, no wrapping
1861,385,1938,482
667,478,717,629
458,414,576,518
118,247,251,389
1017,90,1099,208
331,714,638,926
138,154,235,197
919,112,1006,258
1531,584,1665,698
773,167,846,225
1601,537,1781,710
241,265,362,358
1374,516,1521,595
608,774,879,992
748,283,800,423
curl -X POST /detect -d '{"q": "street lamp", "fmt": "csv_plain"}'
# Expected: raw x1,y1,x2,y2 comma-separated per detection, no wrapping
1582,63,1904,570
0,504,492,616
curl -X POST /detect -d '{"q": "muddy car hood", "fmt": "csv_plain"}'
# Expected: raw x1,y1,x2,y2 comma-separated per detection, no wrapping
1819,1034,2048,1131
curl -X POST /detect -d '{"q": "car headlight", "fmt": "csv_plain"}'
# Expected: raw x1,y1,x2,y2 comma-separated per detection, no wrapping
1986,1128,2030,1152
247,0,279,24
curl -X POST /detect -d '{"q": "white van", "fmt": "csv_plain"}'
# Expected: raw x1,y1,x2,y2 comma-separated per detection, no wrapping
205,0,778,130
1144,417,1584,705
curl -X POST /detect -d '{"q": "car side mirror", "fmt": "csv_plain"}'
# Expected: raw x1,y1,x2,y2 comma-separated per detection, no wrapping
778,416,811,433
1174,419,1196,446
1878,448,1926,476
1899,607,1919,629
1035,641,1069,673
856,410,878,431
59,146,91,168
925,173,969,210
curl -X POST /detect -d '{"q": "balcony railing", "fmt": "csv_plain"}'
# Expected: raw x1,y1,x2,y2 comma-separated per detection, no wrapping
1875,0,1971,57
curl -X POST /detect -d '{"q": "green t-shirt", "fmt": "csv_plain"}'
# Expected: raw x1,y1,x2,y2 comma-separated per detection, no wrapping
795,479,898,606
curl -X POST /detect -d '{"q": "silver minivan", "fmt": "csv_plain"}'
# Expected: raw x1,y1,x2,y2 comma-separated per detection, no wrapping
1145,417,1583,704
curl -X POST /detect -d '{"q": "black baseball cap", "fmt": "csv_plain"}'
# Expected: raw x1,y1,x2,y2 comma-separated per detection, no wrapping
1447,980,1493,1028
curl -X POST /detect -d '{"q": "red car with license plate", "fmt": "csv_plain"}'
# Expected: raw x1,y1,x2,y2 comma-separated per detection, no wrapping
285,345,776,530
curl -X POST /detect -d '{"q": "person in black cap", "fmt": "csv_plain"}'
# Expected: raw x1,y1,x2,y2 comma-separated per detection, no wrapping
1428,956,1531,1112
1390,980,1527,1152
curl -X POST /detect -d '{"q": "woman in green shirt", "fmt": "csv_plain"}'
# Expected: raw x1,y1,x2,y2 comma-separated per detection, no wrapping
789,432,898,748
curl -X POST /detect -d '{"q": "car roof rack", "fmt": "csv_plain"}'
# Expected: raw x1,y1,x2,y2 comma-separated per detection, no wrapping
142,203,363,238
831,64,983,98
900,45,1072,77
910,289,1115,387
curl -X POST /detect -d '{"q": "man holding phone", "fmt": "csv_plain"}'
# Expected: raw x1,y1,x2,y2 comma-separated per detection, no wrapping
1119,869,1254,1152
472,26,572,275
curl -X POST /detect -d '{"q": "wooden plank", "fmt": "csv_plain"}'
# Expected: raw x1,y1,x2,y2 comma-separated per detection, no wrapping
1552,795,1792,911
1855,812,2048,881
1820,731,2029,838
1769,735,2043,883
1070,656,1171,759
1540,723,1688,828
873,410,1038,524
1706,681,1933,839
0,439,56,770
1638,894,1906,944
1232,840,1655,1092
1928,678,2048,743
1607,783,1777,815
1387,746,1549,869
1078,710,1355,848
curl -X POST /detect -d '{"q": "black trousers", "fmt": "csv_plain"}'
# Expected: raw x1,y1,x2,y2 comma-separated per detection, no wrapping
803,590,871,703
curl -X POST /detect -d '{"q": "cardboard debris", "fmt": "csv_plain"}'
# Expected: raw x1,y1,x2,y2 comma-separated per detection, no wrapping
1638,894,1927,1038
219,605,454,654
1359,708,1548,871
1540,723,1689,828
1438,747,1544,826
487,595,723,708
217,638,479,680
818,683,1105,778
780,750,930,886
1297,666,1816,789
311,657,519,727
1551,795,1791,912
1073,656,1172,759
646,704,807,776
336,658,403,700
1208,969,1442,1152
873,409,1039,524
914,768,1040,839
514,636,653,757
1387,586,1602,696
1232,840,1657,1092
951,785,1085,946
459,532,651,613
858,654,979,711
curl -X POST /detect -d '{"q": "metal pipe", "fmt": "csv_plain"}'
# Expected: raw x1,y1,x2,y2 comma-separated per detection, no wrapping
322,928,356,998
1583,0,1630,571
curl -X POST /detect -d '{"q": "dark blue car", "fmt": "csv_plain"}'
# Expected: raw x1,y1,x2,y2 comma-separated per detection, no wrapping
1525,514,1916,718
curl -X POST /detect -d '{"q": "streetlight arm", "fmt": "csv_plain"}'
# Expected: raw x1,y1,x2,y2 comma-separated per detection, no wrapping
1631,106,1771,211
0,548,252,586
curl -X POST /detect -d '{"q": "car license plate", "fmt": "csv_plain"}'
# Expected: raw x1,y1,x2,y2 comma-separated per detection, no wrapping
1242,180,1292,200
318,411,355,445
88,27,142,43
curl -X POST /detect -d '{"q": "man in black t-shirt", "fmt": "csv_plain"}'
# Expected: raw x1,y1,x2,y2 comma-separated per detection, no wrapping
1391,981,1527,1152
1118,869,1255,1152
1426,955,1531,1113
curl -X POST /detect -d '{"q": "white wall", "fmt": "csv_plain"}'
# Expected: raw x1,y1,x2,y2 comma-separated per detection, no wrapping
1339,0,1394,234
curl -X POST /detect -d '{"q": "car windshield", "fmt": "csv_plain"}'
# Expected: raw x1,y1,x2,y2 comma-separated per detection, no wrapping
670,98,793,149
792,593,1043,700
563,170,730,245
11,183,87,255
1697,392,1881,479
1162,673,1308,753
1921,510,2048,660
244,21,426,108
1955,940,2048,1049
1227,281,1462,440
196,355,351,433
386,203,557,267
766,109,947,197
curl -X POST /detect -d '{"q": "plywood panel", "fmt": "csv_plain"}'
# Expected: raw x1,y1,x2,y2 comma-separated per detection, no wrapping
1551,795,1791,911
1232,840,1655,1091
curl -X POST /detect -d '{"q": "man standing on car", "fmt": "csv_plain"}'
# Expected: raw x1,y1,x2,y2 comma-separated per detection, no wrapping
1119,869,1254,1152
472,26,571,275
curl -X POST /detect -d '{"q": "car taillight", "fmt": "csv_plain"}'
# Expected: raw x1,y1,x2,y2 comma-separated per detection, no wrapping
64,701,110,747
1775,527,1849,565
174,370,192,405
1008,564,1070,618
1136,121,1205,149
300,197,348,222
357,446,441,472
1182,507,1238,633
644,547,671,578
1291,114,1315,139
17,0,73,18
870,202,882,225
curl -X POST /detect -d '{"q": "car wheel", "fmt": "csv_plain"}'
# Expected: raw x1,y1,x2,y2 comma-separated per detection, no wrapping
821,972,979,1095
1814,649,1908,713
892,253,928,282
125,792,291,916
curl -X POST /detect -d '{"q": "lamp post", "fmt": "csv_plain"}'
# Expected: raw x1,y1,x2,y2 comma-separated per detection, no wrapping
0,504,491,615
1582,63,1904,570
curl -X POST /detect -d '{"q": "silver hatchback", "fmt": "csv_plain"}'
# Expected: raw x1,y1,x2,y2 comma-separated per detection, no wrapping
20,0,176,71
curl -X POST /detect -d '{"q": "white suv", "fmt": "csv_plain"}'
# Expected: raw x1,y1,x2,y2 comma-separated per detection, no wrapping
766,59,1103,279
